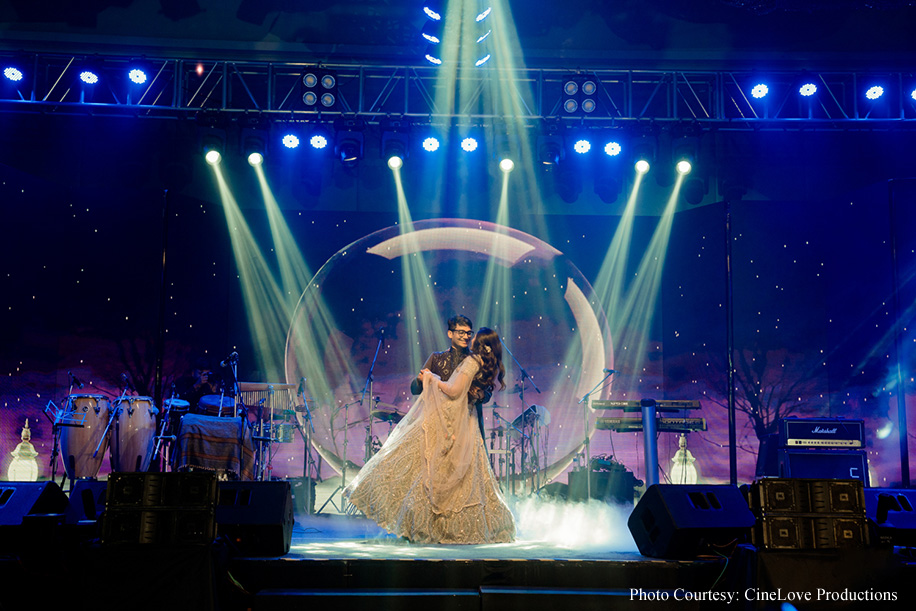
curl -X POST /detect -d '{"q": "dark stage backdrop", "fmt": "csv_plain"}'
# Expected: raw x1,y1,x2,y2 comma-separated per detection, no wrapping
1,127,915,489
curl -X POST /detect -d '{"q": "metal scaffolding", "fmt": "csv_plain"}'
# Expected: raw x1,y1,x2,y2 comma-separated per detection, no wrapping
1,51,915,129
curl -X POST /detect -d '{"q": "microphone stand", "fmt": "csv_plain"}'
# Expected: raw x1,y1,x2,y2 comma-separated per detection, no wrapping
349,338,383,512
577,369,616,501
316,399,360,514
296,378,317,514
499,335,541,494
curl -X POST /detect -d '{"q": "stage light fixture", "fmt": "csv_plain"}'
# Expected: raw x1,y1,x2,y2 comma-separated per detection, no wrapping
561,74,599,116
334,119,365,165
4,66,24,82
79,70,99,85
537,133,564,165
422,137,440,152
751,83,769,99
573,139,591,154
595,174,622,204
128,68,148,85
310,134,328,149
199,121,227,166
383,136,408,169
282,134,301,149
423,2,444,21
302,67,337,109
421,19,442,44
672,135,698,177
631,134,656,174
242,127,268,166
499,158,514,173
865,85,884,100
555,168,582,203
799,82,817,97
683,177,708,205
461,137,478,152
604,141,622,157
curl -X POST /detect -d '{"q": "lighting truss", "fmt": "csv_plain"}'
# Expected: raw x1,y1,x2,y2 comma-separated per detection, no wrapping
1,51,915,131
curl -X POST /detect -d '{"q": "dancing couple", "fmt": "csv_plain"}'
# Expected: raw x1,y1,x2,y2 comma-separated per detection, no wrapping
345,315,516,544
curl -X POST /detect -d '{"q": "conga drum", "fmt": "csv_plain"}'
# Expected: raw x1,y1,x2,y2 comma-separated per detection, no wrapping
110,396,158,472
59,394,111,480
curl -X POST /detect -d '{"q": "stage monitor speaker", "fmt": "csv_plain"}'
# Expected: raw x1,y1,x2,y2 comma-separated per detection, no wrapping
627,484,755,559
864,488,916,546
778,449,868,485
65,479,107,524
216,480,293,556
0,481,69,526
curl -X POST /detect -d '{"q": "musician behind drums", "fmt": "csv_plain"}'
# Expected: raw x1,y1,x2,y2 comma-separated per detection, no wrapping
174,357,221,413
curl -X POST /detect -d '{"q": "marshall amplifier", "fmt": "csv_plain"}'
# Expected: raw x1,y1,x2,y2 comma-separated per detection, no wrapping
777,417,865,449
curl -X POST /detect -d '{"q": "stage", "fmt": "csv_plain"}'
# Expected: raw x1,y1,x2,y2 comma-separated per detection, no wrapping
2,474,915,611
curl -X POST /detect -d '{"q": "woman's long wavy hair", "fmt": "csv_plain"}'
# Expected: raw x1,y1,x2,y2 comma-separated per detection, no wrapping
469,327,505,402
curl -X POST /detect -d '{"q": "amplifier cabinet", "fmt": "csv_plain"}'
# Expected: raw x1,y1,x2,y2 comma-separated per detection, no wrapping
778,449,869,486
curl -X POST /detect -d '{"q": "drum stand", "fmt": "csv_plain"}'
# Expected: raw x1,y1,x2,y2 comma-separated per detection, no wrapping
96,385,130,467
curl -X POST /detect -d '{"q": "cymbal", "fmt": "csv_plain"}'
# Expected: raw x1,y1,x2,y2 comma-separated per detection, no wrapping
371,408,403,424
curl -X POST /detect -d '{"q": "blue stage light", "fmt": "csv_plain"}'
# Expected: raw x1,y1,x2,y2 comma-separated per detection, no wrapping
604,141,622,157
79,70,99,85
799,83,817,97
128,68,147,85
282,134,300,149
422,137,440,152
3,67,24,82
676,160,692,175
751,84,768,99
865,85,884,100
635,159,650,174
423,6,442,21
573,139,591,154
911,88,916,102
310,134,328,150
461,137,478,152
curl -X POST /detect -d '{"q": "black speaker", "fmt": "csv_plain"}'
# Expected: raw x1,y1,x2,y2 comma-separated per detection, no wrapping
65,479,107,524
216,481,293,556
627,484,755,559
864,488,916,546
778,449,869,485
0,481,69,526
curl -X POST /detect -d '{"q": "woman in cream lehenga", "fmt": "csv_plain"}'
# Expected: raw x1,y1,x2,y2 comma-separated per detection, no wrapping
345,327,516,544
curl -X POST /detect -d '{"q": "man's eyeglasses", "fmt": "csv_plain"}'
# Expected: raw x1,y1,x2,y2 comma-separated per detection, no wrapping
450,329,473,338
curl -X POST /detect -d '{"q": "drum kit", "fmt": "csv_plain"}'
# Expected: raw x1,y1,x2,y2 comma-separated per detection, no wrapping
44,361,318,489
